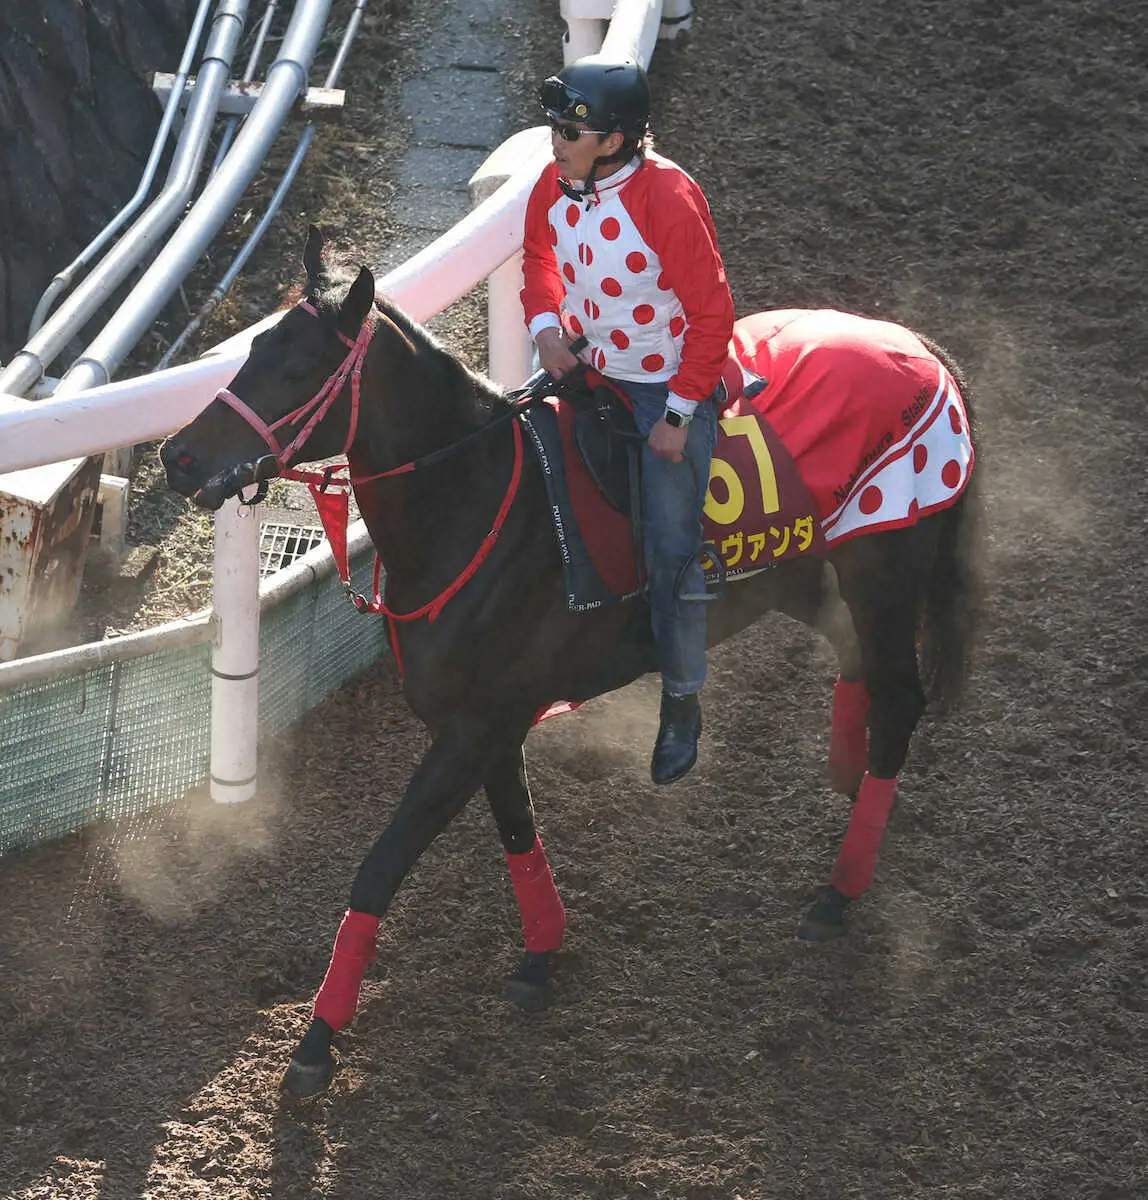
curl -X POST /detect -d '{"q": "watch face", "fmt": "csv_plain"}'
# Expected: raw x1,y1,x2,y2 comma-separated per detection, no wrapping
664,409,683,427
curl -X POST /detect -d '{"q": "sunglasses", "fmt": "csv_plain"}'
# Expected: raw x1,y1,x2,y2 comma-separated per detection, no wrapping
547,116,610,142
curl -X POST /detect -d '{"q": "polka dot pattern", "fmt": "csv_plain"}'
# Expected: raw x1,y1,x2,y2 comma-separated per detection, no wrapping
823,380,974,545
540,184,684,386
859,486,883,515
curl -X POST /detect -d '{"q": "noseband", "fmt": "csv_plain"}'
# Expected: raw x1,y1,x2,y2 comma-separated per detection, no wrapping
214,298,377,478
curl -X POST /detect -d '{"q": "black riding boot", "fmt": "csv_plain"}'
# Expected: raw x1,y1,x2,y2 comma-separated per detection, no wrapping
651,691,702,785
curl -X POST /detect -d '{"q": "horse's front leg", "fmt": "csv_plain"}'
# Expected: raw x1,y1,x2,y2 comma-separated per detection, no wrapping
484,744,566,1012
282,720,499,1099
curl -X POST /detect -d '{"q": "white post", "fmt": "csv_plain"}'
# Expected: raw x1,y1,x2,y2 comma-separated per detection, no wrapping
469,126,553,389
209,493,261,802
659,0,692,40
560,0,609,62
487,254,535,388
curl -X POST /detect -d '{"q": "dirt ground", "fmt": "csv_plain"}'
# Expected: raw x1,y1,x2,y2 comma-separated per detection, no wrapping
2,0,1146,1197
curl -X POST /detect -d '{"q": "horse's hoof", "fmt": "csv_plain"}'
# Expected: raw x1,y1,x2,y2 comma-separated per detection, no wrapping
279,1054,336,1099
504,949,553,1011
796,885,851,943
504,976,553,1012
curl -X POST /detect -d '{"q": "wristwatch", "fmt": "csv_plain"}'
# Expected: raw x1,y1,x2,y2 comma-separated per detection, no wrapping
663,408,693,428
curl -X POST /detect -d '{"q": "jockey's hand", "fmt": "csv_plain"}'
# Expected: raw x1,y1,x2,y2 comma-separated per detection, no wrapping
648,417,689,463
535,327,581,379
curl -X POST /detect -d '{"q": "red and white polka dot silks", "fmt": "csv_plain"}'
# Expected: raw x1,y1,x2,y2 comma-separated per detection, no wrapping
522,153,733,404
726,309,975,546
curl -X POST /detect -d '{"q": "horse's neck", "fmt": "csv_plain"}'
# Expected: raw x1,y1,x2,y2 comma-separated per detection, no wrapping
362,326,490,467
351,352,517,597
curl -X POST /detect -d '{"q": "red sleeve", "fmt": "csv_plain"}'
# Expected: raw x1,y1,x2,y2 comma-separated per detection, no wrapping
627,163,735,403
520,164,566,328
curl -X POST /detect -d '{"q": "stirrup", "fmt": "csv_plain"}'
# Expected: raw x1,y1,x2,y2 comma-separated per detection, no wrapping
675,541,726,603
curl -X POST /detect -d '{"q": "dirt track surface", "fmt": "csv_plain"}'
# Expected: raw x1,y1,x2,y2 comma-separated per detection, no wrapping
2,1,1146,1197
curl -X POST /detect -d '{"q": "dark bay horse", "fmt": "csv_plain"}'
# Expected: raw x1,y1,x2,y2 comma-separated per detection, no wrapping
161,227,982,1097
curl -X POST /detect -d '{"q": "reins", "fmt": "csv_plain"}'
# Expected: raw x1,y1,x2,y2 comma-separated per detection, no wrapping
212,296,534,644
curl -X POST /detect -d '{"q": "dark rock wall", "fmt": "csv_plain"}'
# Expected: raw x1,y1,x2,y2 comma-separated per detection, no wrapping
0,1,194,364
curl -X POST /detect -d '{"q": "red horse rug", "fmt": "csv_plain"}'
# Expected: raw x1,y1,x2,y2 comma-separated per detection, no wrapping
527,308,976,609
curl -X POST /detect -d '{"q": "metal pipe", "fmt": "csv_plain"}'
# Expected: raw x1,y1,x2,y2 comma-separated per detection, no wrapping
54,0,334,399
160,0,368,371
210,0,281,173
0,0,251,399
26,0,218,338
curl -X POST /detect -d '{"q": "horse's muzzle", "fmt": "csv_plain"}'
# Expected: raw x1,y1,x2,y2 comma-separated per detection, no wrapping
160,441,280,511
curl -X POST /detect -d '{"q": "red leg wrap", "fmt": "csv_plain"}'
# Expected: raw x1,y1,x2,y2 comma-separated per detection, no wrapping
830,773,896,899
506,835,566,953
312,909,380,1032
828,676,870,795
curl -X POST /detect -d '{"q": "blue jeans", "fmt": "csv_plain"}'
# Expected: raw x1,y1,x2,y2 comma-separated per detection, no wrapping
609,378,718,696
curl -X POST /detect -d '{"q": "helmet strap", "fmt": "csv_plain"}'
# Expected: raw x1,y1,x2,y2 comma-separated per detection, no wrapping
558,144,633,210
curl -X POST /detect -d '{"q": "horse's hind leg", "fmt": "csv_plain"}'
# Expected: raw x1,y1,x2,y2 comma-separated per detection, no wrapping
484,744,565,1011
813,563,871,796
801,533,929,940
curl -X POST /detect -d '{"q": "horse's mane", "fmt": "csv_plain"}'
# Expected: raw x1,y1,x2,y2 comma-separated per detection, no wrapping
280,245,506,418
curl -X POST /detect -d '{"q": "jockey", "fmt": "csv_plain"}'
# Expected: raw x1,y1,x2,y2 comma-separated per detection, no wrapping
521,54,735,784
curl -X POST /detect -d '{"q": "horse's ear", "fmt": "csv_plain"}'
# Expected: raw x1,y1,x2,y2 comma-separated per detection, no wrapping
339,265,377,333
303,224,324,285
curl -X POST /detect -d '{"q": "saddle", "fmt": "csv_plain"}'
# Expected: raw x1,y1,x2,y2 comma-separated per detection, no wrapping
557,369,728,602
562,372,642,515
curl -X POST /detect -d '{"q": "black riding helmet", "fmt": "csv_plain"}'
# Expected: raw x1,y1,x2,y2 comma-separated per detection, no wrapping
539,55,651,143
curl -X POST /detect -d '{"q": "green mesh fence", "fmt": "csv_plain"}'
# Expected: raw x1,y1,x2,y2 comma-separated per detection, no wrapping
258,547,390,737
0,545,389,857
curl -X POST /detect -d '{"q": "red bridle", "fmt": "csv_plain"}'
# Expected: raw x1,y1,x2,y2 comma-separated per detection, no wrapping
214,298,376,468
211,296,526,648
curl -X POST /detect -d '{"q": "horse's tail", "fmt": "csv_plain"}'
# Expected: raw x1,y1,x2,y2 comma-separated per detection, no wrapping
915,334,985,710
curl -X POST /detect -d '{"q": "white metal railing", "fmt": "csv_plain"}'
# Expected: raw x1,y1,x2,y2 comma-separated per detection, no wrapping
0,0,681,804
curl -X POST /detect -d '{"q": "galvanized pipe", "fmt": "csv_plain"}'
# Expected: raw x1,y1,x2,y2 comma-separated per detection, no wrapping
160,0,368,370
0,0,250,399
55,0,334,398
209,0,282,174
26,0,218,339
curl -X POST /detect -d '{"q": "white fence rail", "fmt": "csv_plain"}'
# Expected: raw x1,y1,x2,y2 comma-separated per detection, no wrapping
0,0,673,805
